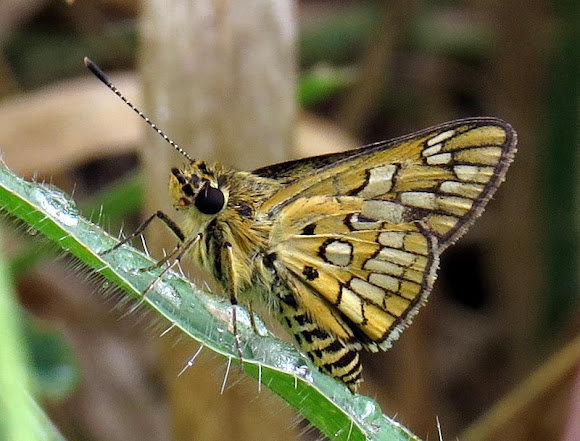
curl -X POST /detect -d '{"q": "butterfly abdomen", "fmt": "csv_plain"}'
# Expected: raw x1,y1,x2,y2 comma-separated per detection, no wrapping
277,290,363,392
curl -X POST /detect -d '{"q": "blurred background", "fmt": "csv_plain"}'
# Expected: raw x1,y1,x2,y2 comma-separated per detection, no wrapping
0,0,579,440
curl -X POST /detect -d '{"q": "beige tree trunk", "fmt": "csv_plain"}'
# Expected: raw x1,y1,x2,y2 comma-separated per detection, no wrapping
139,1,297,440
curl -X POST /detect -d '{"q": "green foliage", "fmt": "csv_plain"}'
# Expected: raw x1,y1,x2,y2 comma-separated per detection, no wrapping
0,227,68,441
0,161,421,441
298,66,355,109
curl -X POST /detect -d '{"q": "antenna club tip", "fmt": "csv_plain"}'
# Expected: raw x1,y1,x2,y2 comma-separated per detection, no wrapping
84,57,111,86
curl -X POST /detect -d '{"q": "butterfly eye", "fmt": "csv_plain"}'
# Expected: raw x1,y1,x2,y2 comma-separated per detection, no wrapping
195,183,225,215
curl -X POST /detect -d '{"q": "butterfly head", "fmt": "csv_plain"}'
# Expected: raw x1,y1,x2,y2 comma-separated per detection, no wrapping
170,161,227,218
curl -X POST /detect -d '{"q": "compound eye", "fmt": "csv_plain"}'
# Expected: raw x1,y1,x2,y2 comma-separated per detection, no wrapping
195,183,225,215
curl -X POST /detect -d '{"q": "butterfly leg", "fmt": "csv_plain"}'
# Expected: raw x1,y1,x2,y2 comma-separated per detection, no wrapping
249,304,261,335
101,210,185,257
223,242,244,362
103,211,196,311
138,243,181,273
140,233,202,297
125,233,202,316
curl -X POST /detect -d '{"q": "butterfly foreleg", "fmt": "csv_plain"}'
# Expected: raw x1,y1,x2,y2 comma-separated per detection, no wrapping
103,209,197,310
223,242,244,362
248,304,261,335
140,233,202,298
101,210,185,257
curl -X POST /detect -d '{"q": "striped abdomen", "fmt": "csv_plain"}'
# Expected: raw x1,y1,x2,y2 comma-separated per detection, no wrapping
278,292,363,392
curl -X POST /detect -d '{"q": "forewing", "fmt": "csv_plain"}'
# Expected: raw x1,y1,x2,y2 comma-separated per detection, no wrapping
261,117,517,252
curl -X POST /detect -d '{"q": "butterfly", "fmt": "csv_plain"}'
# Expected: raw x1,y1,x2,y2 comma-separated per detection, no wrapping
86,58,517,392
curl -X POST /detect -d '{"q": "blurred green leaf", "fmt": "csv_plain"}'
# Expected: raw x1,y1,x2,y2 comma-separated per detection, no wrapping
299,4,376,68
298,65,355,108
0,226,68,441
25,318,79,401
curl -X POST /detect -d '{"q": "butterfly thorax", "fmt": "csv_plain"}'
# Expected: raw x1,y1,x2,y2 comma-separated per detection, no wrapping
169,160,283,308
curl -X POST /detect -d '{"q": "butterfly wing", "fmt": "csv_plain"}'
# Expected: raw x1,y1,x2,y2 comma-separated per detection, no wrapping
260,117,516,252
269,195,439,348
258,118,516,389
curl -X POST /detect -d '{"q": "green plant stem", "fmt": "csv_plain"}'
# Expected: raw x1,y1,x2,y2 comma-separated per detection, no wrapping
0,160,420,441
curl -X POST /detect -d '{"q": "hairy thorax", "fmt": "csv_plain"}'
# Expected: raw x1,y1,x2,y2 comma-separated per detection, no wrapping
170,161,283,311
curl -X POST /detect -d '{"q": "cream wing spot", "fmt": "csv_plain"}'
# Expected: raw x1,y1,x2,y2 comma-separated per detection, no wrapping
401,191,473,216
422,143,442,157
378,232,406,248
454,165,494,183
350,278,385,305
426,152,452,165
377,248,417,266
364,259,405,276
401,191,437,209
321,240,353,267
440,181,484,198
349,214,382,230
427,129,455,146
361,200,405,223
453,165,478,181
358,164,397,198
369,273,400,292
339,287,365,324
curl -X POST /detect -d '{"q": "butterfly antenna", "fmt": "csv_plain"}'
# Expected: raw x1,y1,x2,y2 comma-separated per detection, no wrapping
84,57,194,162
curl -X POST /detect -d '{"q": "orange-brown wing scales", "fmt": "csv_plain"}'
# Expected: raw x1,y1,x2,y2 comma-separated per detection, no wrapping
271,211,439,352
